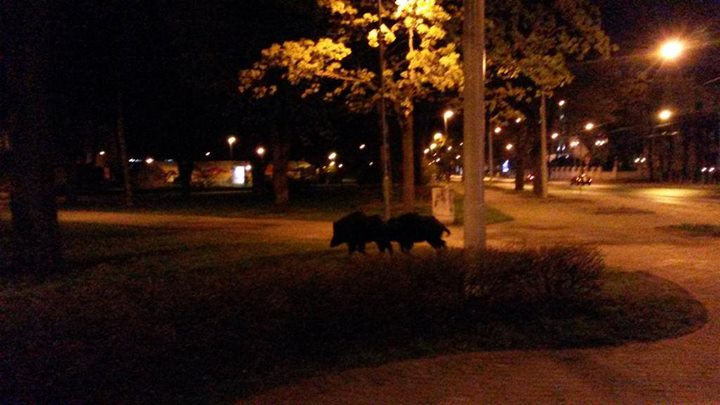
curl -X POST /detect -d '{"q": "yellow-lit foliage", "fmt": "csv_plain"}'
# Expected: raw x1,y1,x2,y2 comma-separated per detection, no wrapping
239,0,461,119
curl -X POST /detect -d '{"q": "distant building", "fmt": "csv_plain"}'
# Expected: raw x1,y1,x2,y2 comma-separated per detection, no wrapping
133,160,254,189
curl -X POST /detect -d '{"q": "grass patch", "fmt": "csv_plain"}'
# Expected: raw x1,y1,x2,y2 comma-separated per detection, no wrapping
0,222,706,403
58,186,513,225
595,206,655,215
661,223,720,237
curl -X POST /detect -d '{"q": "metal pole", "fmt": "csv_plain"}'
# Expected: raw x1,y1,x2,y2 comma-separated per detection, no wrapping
378,0,392,220
463,0,487,250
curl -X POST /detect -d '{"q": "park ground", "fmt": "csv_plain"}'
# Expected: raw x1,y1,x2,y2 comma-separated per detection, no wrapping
249,181,720,403
1,181,720,403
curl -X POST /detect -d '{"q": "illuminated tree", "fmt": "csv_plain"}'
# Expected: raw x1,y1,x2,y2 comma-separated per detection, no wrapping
238,0,612,202
239,0,463,210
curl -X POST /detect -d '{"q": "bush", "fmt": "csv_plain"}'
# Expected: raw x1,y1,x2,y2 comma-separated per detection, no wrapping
0,245,610,402
464,246,604,308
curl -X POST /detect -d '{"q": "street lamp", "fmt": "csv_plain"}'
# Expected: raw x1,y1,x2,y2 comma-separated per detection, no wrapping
443,110,454,136
494,127,502,134
584,122,595,131
558,100,566,107
328,152,337,161
227,136,237,159
659,39,685,61
551,132,559,140
256,146,266,158
658,109,673,121
433,132,444,142
505,143,514,151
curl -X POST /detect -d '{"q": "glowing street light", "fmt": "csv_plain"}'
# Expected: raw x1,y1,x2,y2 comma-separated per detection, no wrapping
515,117,523,124
659,39,685,61
551,132,559,140
494,127,502,134
423,148,431,155
256,146,266,157
98,151,106,156
558,100,566,107
433,132,444,141
145,157,155,165
443,110,455,136
429,143,438,151
584,122,595,131
359,144,366,150
205,152,211,157
658,109,673,121
227,136,237,159
328,152,337,161
505,143,514,151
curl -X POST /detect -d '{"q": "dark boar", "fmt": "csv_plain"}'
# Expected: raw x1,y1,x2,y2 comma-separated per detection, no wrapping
387,213,451,252
330,211,392,254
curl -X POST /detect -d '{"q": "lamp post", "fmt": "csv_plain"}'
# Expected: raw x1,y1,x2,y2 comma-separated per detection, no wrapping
463,0,487,250
227,136,237,160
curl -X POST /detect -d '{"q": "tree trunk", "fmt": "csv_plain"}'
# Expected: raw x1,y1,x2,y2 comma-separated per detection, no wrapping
514,125,528,191
535,93,549,197
115,94,134,206
271,123,289,207
4,0,62,273
401,109,415,212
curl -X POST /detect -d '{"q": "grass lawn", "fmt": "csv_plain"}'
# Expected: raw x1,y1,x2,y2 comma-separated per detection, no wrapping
660,223,720,238
0,217,707,403
59,185,513,224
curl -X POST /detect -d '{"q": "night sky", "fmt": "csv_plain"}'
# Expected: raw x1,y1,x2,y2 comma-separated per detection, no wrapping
43,0,720,163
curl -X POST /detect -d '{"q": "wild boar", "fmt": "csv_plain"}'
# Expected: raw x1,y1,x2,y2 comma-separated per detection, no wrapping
330,211,392,254
387,212,450,252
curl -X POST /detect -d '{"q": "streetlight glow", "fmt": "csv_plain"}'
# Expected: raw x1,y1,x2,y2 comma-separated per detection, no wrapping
658,109,673,121
659,39,684,61
328,152,337,161
505,143,514,151
433,132,444,141
98,151,106,156
227,136,237,160
494,127,502,134
515,118,523,124
256,146,266,157
429,143,438,150
359,144,366,150
558,100,566,107
443,110,455,120
424,148,430,155
145,157,155,164
551,132,559,140
584,122,595,131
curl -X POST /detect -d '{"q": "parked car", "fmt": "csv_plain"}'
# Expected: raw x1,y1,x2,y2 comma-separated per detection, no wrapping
570,173,592,186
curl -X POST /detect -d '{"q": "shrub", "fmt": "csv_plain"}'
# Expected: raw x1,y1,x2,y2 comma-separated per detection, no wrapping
464,246,604,308
0,245,607,402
